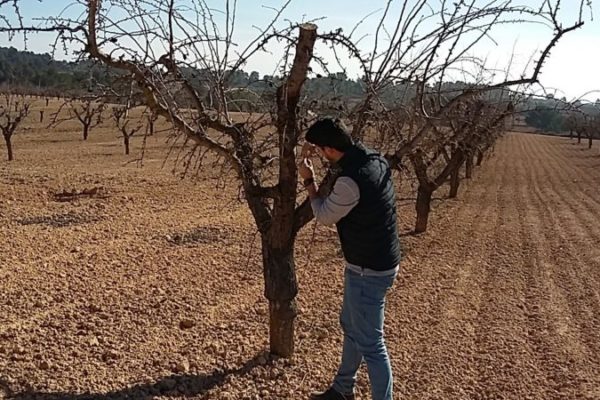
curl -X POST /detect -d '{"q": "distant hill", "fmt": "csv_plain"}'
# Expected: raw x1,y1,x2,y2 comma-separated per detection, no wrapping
0,47,115,93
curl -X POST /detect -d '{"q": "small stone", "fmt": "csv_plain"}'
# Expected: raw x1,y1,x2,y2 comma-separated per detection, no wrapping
101,350,119,362
89,304,102,312
39,360,50,370
173,360,190,373
179,319,195,329
257,355,267,366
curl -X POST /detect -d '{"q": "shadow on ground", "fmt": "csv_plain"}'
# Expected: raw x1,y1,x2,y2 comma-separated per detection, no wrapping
1,352,271,400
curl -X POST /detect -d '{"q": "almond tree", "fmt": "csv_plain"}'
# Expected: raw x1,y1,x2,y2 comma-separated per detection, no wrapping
111,105,144,155
0,92,30,161
71,99,105,140
405,97,512,232
0,0,320,357
50,97,106,140
313,1,590,233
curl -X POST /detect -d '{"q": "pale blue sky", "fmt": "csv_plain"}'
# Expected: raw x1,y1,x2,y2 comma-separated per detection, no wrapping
2,0,599,100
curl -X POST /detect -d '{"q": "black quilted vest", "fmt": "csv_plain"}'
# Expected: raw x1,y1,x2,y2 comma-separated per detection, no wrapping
335,143,401,271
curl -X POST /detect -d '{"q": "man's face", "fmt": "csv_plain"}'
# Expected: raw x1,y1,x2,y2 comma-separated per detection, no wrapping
317,146,337,162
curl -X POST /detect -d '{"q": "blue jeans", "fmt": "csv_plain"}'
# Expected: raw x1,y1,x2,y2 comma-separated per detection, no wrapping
332,268,397,400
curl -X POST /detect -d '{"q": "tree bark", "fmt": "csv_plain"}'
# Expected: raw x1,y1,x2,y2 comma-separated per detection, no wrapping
262,239,297,357
83,124,90,141
449,165,461,198
569,129,573,140
577,130,581,144
415,185,434,233
124,135,130,155
476,150,484,166
588,135,593,149
262,23,316,357
39,111,44,123
3,134,13,161
465,153,474,179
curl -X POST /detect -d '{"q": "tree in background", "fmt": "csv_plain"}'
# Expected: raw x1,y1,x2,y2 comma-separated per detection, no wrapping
112,105,144,156
50,97,106,141
0,92,30,161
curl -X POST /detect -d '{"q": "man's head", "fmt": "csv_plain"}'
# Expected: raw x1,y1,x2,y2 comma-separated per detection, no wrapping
305,118,353,162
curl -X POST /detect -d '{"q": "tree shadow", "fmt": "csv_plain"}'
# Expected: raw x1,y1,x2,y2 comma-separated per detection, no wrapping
398,230,416,237
2,352,271,400
396,196,444,209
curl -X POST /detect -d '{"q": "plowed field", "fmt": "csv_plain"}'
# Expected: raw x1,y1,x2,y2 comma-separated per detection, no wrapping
1,117,599,400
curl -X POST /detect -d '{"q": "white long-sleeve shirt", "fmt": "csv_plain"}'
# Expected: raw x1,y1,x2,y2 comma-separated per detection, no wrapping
310,176,360,226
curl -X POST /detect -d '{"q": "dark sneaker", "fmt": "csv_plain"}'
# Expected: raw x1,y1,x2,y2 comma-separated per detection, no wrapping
309,387,355,400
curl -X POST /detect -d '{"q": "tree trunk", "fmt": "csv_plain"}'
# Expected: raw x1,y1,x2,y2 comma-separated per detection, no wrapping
589,136,593,149
260,22,315,357
577,130,581,144
124,135,130,155
476,150,484,166
83,125,90,141
46,98,49,106
3,134,13,161
569,129,573,140
415,185,434,233
465,153,474,179
39,111,44,123
262,239,297,357
449,166,460,198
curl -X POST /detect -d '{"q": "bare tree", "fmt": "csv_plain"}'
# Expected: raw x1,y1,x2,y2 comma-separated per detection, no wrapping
0,92,30,161
111,105,144,155
72,99,105,141
310,0,590,233
51,97,106,140
146,108,158,136
568,110,599,149
408,97,512,232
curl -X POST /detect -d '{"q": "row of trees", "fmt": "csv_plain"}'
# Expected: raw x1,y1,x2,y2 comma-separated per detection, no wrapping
0,92,160,160
566,111,600,149
0,0,593,358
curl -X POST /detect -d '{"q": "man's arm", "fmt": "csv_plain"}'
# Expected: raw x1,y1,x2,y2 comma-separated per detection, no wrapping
306,176,359,226
299,153,360,225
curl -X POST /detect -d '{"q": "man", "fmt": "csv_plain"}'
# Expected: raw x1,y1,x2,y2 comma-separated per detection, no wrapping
299,118,402,400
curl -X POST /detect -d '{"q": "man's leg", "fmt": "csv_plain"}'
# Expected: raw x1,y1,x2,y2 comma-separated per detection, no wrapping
331,270,363,396
352,273,396,400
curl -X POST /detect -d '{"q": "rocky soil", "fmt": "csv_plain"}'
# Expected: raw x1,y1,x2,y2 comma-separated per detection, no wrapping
1,110,599,399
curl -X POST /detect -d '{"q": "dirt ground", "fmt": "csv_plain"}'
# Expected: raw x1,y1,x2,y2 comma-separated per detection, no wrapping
1,103,600,399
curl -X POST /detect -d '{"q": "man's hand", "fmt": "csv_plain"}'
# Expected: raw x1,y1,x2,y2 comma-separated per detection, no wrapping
298,157,314,180
301,142,316,158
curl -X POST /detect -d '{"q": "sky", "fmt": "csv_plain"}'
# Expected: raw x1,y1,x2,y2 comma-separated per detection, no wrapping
1,0,599,101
